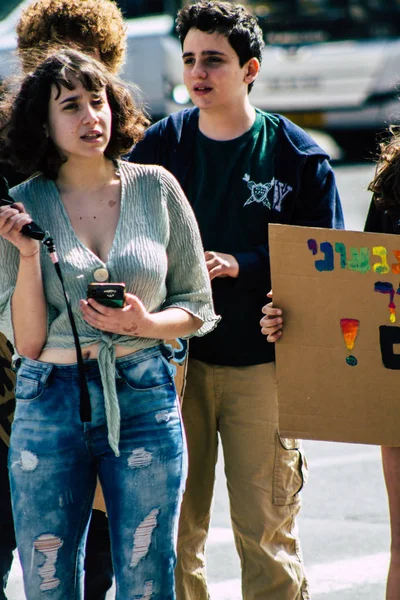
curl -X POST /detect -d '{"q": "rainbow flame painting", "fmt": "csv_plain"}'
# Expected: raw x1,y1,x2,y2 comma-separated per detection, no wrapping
340,318,360,366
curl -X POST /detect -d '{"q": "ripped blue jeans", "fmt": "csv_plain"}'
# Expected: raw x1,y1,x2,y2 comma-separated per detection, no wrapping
8,345,187,600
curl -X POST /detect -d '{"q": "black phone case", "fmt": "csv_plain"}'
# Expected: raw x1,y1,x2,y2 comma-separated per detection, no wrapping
87,283,125,308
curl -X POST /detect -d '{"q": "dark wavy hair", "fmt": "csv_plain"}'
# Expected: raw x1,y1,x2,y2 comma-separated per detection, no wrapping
0,48,149,180
368,129,400,214
176,1,264,93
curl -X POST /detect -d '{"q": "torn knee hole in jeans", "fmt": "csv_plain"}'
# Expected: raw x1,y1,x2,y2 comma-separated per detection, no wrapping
128,448,153,469
134,580,153,599
33,533,63,592
155,410,170,423
130,508,160,568
20,450,38,471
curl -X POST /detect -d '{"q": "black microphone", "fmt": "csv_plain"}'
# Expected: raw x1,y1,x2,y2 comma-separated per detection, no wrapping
0,175,46,241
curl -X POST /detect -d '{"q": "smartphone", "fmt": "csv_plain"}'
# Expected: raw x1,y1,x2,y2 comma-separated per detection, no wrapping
87,283,126,308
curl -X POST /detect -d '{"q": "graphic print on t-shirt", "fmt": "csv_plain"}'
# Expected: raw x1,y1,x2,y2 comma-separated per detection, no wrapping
242,173,293,212
273,180,293,212
242,173,275,208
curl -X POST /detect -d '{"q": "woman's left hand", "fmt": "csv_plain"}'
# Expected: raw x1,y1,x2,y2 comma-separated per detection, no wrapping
80,292,155,337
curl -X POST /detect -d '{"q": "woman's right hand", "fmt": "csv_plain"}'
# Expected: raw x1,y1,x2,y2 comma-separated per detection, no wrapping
260,290,283,342
0,203,39,256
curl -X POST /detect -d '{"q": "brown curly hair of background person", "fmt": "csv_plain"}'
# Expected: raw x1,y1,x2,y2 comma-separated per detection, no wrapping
368,130,400,214
16,0,127,75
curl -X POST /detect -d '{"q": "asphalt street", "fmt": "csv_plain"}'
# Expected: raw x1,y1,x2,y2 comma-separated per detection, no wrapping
6,161,386,599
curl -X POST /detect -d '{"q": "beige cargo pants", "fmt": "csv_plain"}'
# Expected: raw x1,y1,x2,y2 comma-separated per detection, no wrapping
175,358,310,600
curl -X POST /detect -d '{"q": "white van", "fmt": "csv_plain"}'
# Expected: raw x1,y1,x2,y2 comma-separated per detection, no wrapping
0,0,188,121
248,0,400,155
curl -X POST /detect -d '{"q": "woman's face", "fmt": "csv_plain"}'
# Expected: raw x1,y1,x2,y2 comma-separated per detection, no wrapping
46,75,112,161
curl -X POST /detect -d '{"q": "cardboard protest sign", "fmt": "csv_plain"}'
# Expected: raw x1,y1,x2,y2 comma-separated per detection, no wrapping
269,223,400,446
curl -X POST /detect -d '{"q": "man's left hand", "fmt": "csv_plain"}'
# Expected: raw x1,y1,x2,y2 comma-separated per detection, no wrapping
205,251,239,280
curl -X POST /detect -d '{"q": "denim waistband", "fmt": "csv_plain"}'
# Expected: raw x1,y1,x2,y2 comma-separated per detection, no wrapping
17,344,168,380
16,343,172,456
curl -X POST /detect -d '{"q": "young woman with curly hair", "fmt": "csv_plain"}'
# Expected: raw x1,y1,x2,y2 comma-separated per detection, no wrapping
0,48,218,600
0,3,128,598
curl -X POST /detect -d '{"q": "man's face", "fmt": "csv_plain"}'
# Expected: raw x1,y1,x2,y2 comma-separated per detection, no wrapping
182,28,251,112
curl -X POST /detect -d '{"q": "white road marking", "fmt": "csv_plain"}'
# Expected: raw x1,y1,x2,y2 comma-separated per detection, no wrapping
7,533,389,599
307,552,389,594
209,579,242,600
208,526,235,545
208,551,389,598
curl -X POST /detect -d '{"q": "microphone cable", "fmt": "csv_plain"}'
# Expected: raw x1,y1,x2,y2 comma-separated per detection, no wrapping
0,175,91,422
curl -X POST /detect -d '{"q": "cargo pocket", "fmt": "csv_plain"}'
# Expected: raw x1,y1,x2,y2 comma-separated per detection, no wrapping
273,433,308,506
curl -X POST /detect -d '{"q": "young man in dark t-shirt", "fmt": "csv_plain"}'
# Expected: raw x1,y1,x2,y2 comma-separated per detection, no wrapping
130,2,344,599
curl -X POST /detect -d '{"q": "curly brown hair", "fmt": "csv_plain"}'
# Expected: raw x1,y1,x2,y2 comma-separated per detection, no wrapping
368,129,400,213
0,49,149,179
16,0,127,75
